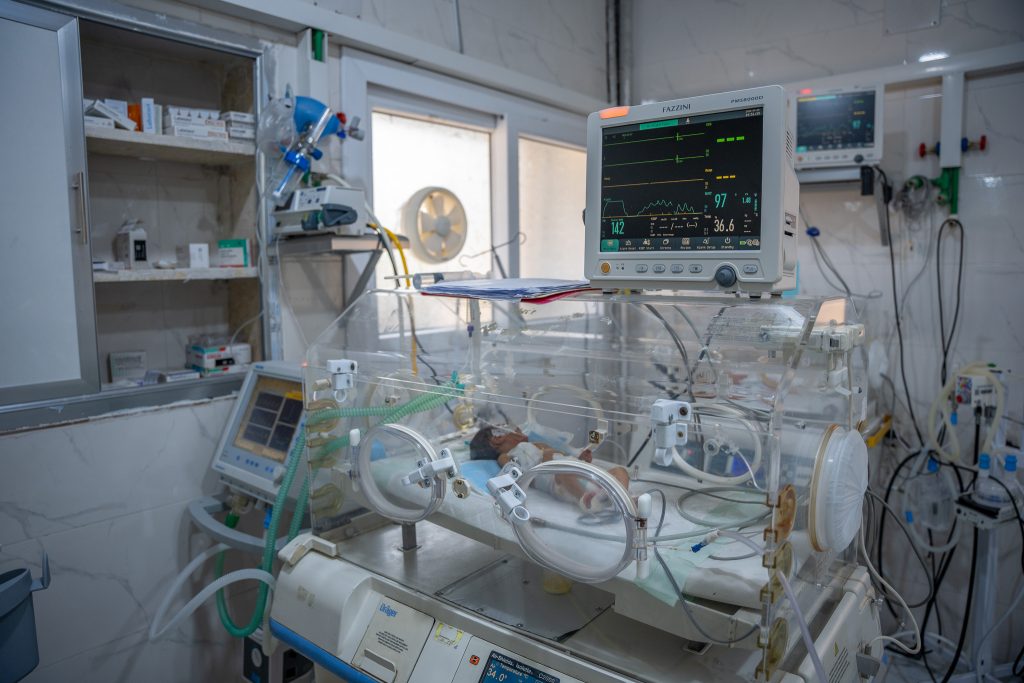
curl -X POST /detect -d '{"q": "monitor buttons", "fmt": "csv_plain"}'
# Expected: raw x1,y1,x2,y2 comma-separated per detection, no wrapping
688,264,703,274
652,264,666,273
671,264,685,274
635,264,649,273
742,264,759,274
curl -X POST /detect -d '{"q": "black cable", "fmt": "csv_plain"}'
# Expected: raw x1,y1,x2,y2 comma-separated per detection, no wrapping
877,451,919,620
919,462,966,682
644,304,695,403
883,194,925,446
939,528,978,683
1014,641,1024,677
936,219,965,383
933,411,983,681
627,430,652,467
865,490,935,607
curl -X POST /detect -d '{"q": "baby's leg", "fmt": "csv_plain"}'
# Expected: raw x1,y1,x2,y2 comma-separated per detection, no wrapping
607,466,630,492
554,472,589,500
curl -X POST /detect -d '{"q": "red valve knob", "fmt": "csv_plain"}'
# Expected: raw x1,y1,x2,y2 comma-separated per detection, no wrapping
336,112,348,125
979,134,987,151
918,143,927,158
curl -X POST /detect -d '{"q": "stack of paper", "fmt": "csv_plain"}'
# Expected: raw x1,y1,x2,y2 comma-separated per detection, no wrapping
421,278,591,301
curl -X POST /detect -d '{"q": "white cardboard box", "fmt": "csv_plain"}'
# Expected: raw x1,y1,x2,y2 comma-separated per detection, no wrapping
163,115,226,130
220,111,255,124
163,124,229,140
84,115,115,129
110,350,147,382
141,97,158,134
226,124,255,140
114,225,148,268
176,243,209,269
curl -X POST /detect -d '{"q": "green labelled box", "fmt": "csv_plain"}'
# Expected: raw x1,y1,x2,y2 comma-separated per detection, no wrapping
640,119,678,131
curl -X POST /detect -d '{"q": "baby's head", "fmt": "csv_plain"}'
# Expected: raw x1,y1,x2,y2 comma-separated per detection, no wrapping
470,425,527,460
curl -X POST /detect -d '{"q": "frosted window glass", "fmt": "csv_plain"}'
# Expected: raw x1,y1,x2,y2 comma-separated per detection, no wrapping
371,112,492,286
518,138,586,279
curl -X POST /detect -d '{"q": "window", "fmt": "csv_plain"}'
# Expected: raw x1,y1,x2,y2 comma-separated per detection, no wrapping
340,49,587,292
371,111,493,285
517,137,587,279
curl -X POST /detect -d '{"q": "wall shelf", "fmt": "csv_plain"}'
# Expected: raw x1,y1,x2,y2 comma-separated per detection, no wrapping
93,267,257,283
85,126,254,165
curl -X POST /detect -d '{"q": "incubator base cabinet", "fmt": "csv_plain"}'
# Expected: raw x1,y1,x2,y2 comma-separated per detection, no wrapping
271,289,883,682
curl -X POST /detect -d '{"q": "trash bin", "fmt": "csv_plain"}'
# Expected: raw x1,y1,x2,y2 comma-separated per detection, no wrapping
0,553,50,683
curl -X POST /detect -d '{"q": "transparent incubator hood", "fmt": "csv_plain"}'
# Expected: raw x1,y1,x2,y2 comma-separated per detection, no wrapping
301,289,868,678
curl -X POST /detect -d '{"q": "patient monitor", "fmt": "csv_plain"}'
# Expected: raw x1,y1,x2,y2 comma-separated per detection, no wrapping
584,85,799,293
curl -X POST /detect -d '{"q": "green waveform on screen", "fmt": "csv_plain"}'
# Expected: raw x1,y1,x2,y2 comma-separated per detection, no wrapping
602,198,700,218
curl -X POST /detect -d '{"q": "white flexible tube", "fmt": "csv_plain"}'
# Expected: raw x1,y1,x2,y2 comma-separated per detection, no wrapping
859,528,921,655
671,409,761,483
149,543,276,641
927,362,1006,462
778,572,828,683
906,518,961,554
971,580,1024,674
714,530,828,683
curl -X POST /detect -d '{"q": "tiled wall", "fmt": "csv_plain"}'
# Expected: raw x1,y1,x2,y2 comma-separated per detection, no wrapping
631,0,1024,665
631,0,1024,102
0,398,241,681
125,0,610,102
300,0,609,101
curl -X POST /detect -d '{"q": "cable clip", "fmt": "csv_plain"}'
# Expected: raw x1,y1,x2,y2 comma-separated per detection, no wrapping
651,399,691,466
401,448,457,487
327,359,357,402
486,467,530,524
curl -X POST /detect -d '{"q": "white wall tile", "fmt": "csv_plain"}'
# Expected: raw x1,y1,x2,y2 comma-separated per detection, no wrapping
0,398,232,546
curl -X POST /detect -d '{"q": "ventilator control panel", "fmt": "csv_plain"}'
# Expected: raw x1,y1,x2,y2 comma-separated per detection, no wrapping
211,362,304,503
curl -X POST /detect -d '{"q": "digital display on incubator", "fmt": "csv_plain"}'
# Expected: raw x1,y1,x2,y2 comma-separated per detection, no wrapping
796,90,875,151
599,107,763,253
478,652,559,683
232,375,303,462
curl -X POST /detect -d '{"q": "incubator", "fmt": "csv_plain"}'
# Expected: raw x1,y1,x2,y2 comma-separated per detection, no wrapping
270,288,882,683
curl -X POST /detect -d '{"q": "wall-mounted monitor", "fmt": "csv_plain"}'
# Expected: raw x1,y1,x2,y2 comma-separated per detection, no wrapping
793,85,883,172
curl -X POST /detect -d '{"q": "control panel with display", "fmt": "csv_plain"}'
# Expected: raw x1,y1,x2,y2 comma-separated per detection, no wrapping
585,85,799,293
600,107,763,254
212,361,305,503
792,84,882,170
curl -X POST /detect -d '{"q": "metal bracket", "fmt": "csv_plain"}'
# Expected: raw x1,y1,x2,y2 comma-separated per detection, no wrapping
650,399,691,466
326,359,357,392
278,532,339,567
487,467,530,524
401,448,457,487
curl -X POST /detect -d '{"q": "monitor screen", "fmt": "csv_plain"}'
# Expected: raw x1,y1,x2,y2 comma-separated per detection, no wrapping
232,375,303,462
599,107,763,254
478,652,560,683
796,90,875,152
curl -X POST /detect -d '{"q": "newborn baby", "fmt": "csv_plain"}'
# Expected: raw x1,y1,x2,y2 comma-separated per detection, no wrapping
469,425,630,509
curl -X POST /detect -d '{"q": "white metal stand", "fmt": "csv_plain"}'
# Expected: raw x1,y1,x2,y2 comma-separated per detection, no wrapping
941,499,1019,683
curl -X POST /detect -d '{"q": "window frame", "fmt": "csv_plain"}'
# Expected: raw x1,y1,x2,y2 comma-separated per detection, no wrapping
340,48,586,277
